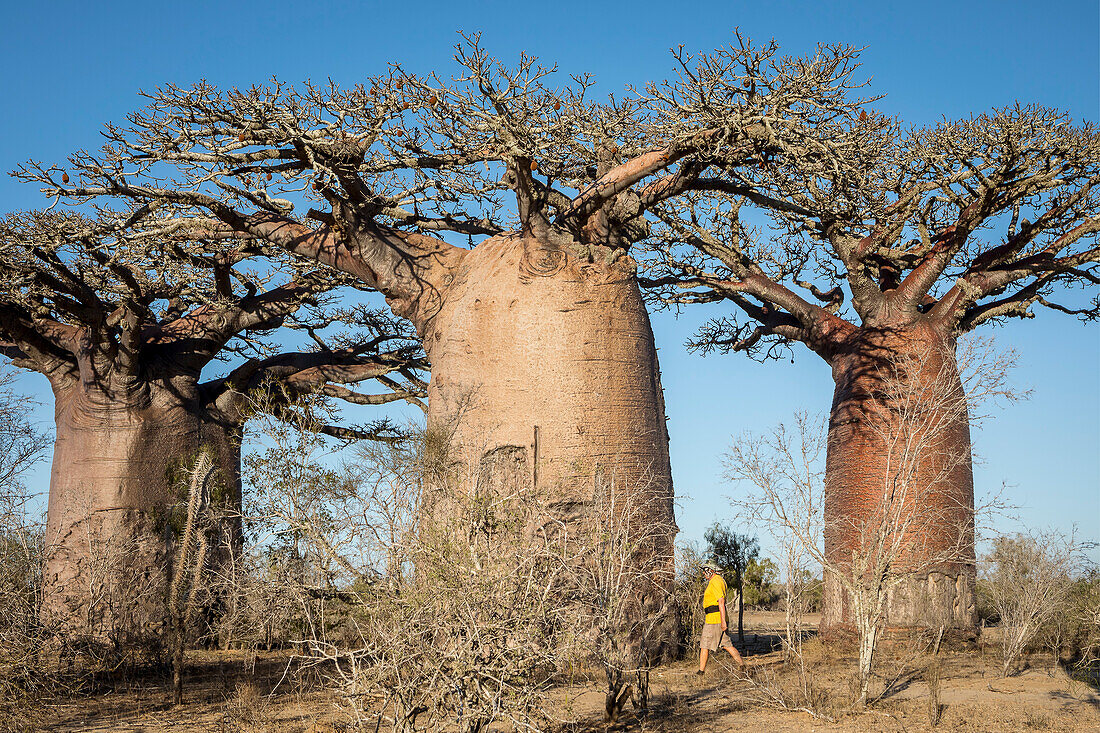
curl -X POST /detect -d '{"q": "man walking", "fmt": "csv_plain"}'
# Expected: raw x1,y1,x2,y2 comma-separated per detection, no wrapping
697,561,745,675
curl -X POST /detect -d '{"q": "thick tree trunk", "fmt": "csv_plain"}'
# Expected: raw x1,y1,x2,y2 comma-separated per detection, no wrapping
417,234,678,660
42,378,240,647
822,324,977,632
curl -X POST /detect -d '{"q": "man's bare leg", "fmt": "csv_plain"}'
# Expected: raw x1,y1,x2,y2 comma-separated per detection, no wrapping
723,643,746,669
698,648,710,674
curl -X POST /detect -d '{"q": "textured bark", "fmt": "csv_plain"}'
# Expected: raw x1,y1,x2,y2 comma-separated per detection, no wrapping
42,377,239,644
822,324,976,631
2,211,418,652
415,234,678,660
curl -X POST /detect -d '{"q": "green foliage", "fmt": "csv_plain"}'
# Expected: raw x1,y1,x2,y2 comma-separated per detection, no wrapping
742,556,781,608
703,523,758,591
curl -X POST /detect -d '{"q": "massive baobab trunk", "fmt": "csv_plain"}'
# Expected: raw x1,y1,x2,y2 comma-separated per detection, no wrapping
406,234,678,659
38,342,405,643
42,377,238,643
426,235,673,515
822,325,976,631
25,57,718,660
2,211,420,652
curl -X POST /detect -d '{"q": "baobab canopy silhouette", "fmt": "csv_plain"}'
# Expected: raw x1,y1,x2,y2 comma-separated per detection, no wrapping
18,34,880,656
642,58,1100,630
0,207,426,639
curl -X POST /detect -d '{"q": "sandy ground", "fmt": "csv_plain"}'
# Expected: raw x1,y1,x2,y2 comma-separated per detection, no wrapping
14,612,1100,732
551,657,1100,732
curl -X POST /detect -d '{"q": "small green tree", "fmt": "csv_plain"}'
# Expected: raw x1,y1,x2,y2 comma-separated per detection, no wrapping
703,524,759,642
743,556,781,608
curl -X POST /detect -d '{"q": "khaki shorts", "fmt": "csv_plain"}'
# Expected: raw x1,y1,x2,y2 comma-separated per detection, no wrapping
700,623,733,651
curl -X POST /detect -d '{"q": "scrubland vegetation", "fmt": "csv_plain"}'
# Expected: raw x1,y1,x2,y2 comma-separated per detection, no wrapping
1,380,1097,731
0,31,1097,732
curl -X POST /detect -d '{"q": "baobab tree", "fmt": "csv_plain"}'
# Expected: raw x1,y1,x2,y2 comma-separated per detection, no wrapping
642,42,1100,630
728,338,1016,705
0,208,425,641
18,36,877,655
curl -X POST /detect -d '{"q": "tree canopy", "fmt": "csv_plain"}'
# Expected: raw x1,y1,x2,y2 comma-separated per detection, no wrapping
0,206,427,439
10,35,873,326
641,103,1100,361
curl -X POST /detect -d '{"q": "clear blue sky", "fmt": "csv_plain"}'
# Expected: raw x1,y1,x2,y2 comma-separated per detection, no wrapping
2,0,1097,557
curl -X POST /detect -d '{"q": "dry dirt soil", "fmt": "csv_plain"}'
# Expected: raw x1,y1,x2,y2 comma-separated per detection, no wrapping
12,612,1100,733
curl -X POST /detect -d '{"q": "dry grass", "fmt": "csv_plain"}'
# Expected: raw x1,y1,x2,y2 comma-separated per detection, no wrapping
223,681,269,728
18,613,1100,732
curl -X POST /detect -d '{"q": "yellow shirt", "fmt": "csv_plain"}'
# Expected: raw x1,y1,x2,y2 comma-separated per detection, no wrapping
703,574,727,625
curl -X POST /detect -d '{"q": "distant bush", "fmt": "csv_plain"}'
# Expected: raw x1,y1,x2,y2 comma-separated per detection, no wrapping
980,531,1082,676
672,542,707,659
743,556,782,609
0,367,50,700
1040,569,1100,683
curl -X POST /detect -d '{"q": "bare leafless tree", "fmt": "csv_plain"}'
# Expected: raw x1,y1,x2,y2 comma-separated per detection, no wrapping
981,530,1083,677
237,402,577,733
227,385,693,730
1073,575,1100,683
0,365,50,698
567,466,676,721
774,518,816,667
0,366,49,514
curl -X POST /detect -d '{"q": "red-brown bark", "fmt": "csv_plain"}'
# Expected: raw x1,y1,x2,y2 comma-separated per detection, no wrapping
821,324,976,630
